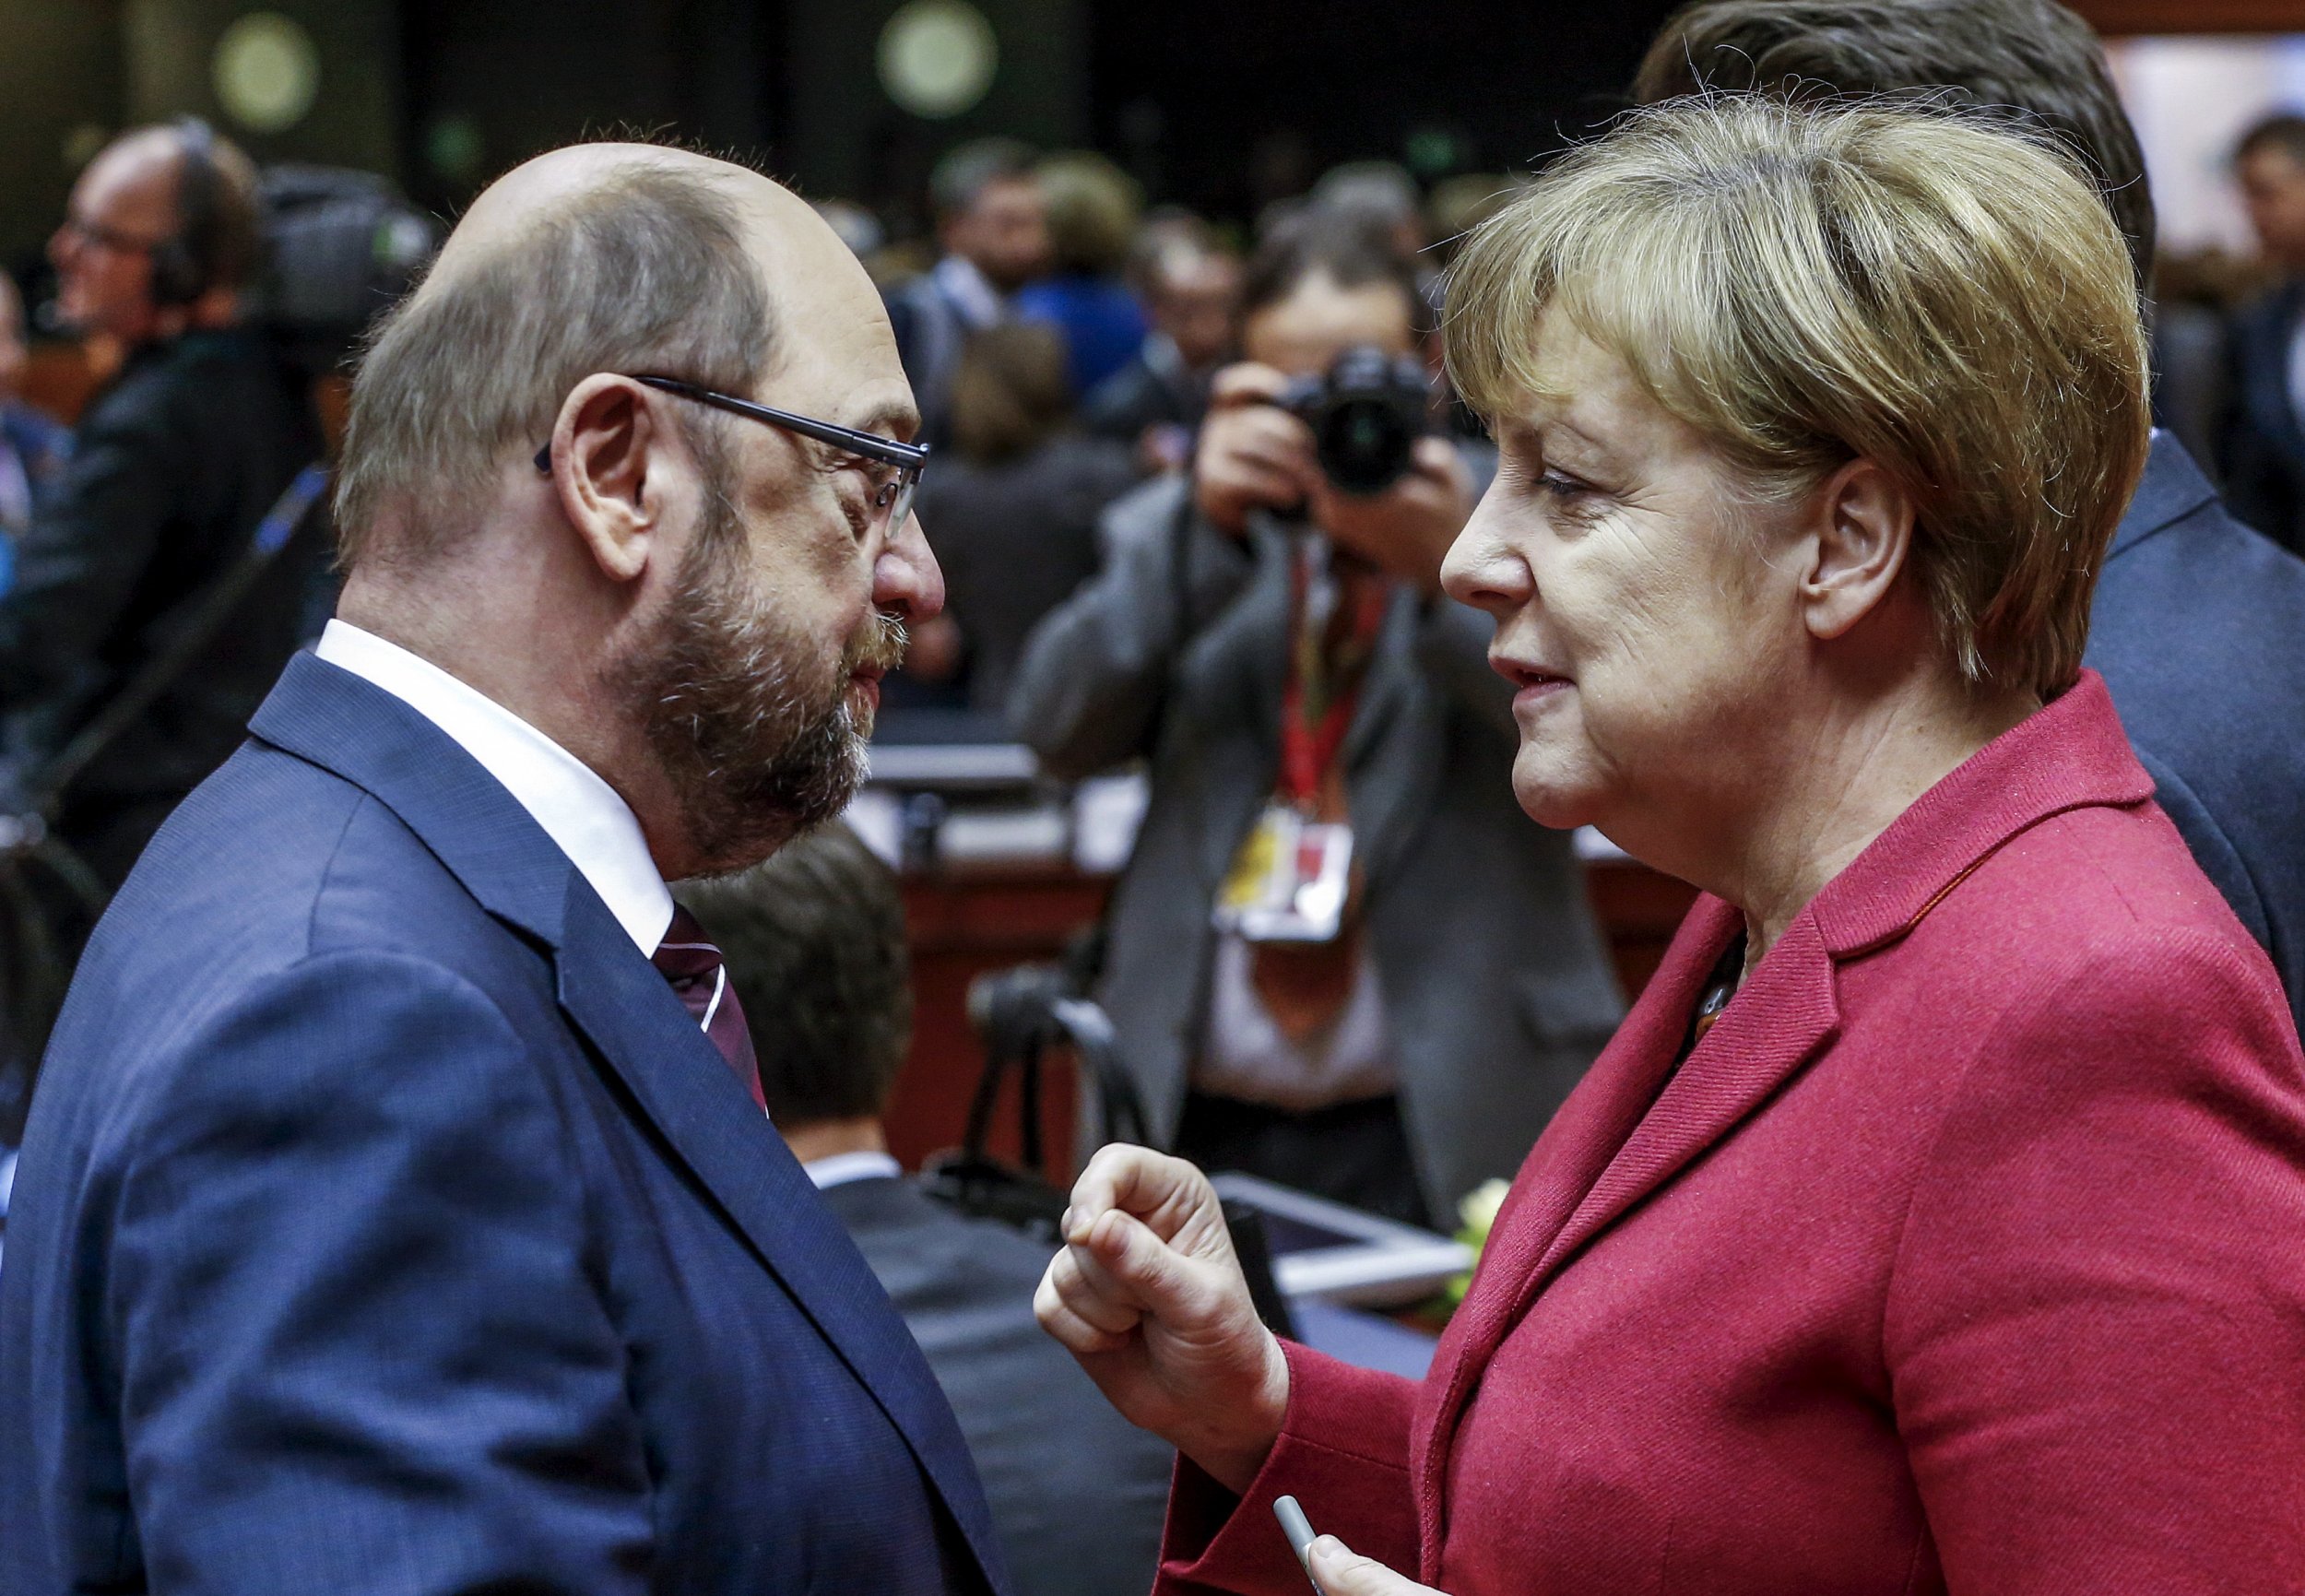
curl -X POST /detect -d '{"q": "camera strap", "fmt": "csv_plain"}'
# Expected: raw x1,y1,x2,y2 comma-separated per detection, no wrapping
1213,539,1388,947
1278,538,1388,810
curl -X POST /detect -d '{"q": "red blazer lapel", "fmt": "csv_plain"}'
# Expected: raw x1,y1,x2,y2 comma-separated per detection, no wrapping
1533,912,1839,1283
1411,894,1743,1560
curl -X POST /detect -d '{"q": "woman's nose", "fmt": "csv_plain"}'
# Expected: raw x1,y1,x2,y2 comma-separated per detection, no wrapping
1441,497,1533,616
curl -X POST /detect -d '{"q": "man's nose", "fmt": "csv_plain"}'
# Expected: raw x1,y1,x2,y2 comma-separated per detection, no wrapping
874,511,945,623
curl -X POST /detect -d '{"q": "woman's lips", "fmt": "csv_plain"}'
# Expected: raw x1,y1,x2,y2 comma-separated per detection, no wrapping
1493,656,1573,713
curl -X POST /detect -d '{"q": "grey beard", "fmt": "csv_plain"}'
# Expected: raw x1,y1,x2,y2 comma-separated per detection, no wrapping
610,526,875,877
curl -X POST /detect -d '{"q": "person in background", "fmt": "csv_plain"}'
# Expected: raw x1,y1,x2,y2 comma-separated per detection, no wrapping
675,823,1175,1596
1637,0,2305,1040
0,123,319,888
1084,213,1244,471
0,276,71,568
1015,153,1150,399
2223,112,2305,555
886,137,1049,448
907,324,1136,711
1309,162,1426,266
1010,212,1622,1230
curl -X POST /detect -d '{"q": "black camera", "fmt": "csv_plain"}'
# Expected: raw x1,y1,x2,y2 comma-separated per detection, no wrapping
1276,344,1433,495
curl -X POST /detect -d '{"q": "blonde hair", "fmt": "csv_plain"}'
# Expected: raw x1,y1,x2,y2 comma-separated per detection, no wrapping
1446,95,2150,697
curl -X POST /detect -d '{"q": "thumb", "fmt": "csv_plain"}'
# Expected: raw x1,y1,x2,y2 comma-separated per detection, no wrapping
1083,1207,1198,1309
1307,1536,1442,1596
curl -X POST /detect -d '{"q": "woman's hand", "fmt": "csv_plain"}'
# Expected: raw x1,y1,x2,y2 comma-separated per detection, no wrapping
1306,1536,1448,1595
1034,1144,1291,1492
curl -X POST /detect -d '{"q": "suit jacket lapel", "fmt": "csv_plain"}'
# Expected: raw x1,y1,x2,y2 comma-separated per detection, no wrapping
251,654,1008,1587
551,890,1008,1583
1532,914,1838,1284
1407,672,2153,1558
1411,894,1744,1548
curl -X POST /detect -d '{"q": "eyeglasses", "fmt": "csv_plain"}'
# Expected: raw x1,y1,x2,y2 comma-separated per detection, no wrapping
533,373,929,536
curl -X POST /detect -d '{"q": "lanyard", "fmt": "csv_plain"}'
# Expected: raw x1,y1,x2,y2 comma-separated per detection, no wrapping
1278,541,1389,809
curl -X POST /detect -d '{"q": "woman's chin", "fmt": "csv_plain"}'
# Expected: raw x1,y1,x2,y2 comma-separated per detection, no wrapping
1510,761,1599,832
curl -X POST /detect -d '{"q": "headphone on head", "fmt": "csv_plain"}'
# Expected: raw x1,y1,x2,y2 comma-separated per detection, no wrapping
150,116,219,308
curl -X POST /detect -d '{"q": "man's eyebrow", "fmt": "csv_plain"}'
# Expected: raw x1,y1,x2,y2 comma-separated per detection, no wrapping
850,401,922,444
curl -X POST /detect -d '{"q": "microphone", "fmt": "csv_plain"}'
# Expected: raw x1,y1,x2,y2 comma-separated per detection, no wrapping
32,300,77,337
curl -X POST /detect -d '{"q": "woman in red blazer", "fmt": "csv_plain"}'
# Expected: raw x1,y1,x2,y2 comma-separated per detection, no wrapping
1036,98,2305,1596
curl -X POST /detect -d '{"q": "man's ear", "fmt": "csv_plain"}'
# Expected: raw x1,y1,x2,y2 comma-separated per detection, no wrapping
546,374,674,585
1799,457,1916,643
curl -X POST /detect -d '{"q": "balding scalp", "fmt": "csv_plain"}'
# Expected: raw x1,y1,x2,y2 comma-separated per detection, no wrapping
335,150,777,571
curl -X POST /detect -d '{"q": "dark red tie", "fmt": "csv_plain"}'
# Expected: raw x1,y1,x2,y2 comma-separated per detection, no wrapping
652,904,766,1110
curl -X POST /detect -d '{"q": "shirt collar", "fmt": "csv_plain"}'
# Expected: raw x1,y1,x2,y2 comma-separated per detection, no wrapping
313,621,675,954
803,1150,904,1189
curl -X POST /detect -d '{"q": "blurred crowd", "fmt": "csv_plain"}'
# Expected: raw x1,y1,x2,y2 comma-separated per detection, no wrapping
813,139,1529,720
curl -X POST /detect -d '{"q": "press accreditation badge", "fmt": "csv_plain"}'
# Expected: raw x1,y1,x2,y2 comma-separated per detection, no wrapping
1213,803,1353,943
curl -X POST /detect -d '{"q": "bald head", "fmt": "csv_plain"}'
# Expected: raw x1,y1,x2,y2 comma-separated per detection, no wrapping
336,142,876,570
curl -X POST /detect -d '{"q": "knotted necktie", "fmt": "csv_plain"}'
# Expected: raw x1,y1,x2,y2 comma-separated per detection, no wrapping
652,904,766,1110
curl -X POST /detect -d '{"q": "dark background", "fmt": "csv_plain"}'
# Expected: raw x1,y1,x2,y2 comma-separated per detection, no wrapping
0,0,1676,269
0,0,2264,273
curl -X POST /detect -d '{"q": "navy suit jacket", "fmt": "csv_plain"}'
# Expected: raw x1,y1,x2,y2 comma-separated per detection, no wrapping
2217,283,2305,558
0,653,1010,1595
2087,432,2305,1034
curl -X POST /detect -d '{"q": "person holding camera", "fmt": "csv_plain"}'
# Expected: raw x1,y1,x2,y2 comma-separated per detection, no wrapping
1010,213,1621,1228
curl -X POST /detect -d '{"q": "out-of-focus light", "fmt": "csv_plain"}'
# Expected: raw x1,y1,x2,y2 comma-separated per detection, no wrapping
426,114,486,183
213,12,321,135
878,0,999,120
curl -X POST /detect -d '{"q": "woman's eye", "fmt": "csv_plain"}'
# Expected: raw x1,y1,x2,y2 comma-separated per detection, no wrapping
1538,468,1590,501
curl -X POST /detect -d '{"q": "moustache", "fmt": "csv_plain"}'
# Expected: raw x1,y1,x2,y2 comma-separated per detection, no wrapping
849,611,908,675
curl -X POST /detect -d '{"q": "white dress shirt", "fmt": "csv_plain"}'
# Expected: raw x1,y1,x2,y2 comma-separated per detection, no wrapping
802,1150,904,1190
313,621,675,954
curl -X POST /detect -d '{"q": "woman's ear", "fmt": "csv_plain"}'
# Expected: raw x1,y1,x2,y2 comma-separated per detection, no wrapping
1800,457,1916,643
547,374,668,585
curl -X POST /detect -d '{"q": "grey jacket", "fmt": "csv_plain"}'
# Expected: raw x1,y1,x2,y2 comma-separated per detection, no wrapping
1009,472,1624,1218
820,1176,1173,1596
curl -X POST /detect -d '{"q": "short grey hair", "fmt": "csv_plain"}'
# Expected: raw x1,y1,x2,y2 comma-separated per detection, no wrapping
335,157,775,570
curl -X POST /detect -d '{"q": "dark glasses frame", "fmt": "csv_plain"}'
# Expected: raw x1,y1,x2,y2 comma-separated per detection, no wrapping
533,372,929,532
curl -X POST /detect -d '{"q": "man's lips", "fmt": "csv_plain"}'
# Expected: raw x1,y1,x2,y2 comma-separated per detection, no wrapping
849,665,883,711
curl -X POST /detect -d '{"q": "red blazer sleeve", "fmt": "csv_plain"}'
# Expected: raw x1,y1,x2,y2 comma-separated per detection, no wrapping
1884,928,2305,1591
1155,1342,1421,1596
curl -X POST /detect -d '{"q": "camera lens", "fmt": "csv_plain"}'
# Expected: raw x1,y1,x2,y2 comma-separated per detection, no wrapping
1317,398,1418,494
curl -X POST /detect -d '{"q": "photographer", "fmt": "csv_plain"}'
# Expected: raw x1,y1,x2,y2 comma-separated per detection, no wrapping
0,123,320,885
1010,214,1622,1226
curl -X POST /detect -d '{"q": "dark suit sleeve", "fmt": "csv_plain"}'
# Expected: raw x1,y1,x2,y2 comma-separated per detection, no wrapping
0,388,183,706
1884,932,2305,1592
108,950,654,1595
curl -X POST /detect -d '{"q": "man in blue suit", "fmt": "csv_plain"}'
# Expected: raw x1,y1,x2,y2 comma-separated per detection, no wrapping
0,142,1006,1594
1637,0,2305,1033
